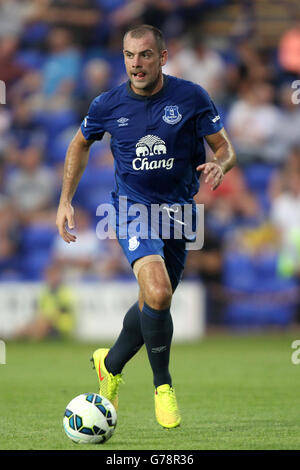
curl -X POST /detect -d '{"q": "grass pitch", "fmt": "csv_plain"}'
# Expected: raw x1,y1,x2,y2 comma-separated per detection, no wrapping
1,332,300,450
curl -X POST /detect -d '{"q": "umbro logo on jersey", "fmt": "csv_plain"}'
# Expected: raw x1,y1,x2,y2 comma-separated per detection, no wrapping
117,117,129,127
212,115,220,123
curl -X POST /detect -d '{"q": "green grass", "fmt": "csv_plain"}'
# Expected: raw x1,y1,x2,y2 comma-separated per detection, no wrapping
1,332,300,450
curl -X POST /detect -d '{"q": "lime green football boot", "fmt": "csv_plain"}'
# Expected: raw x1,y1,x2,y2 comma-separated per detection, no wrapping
90,348,123,411
154,384,181,429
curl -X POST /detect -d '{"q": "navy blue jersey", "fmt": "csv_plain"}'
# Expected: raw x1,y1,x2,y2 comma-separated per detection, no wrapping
81,74,223,205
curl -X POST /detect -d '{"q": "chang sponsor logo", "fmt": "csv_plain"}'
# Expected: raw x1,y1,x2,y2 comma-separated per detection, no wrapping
133,135,174,171
133,157,174,171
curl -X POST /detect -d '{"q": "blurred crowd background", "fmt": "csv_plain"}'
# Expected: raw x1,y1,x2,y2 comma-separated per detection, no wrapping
1,0,300,331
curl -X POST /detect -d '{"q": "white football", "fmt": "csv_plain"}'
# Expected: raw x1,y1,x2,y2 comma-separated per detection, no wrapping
63,393,117,444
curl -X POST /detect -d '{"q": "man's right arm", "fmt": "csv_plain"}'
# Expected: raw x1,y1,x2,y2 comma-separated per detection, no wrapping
56,128,94,243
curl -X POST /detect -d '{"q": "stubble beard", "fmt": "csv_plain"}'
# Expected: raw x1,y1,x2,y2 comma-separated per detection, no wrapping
130,69,162,95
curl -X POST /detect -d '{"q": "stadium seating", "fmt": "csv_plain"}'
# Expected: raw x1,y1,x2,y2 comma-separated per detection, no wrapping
19,225,56,280
223,251,297,327
243,162,277,212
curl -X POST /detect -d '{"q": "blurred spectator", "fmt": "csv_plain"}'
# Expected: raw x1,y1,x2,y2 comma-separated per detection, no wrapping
270,160,300,323
278,20,300,77
195,166,262,238
7,100,45,154
205,190,261,241
0,36,27,90
140,0,181,35
76,58,112,119
269,146,300,200
140,0,223,37
270,171,300,242
6,27,81,114
5,145,57,225
269,144,300,323
270,167,300,279
271,85,300,159
14,263,76,340
226,81,283,165
185,228,224,326
105,0,146,29
52,207,123,280
8,70,43,108
11,27,82,162
196,165,249,209
0,108,11,154
0,0,35,39
222,222,297,328
164,35,226,99
83,58,111,94
94,238,132,280
0,195,20,278
52,206,130,280
36,0,102,47
42,27,81,101
233,40,274,85
53,206,99,280
0,156,6,192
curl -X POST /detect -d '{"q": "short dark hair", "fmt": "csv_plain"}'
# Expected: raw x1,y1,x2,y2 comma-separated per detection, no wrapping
123,24,166,52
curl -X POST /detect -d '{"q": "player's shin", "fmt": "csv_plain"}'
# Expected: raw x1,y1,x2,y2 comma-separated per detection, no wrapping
105,301,144,375
140,302,173,387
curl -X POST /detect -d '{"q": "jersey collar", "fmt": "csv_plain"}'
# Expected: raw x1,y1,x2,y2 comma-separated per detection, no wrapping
126,74,169,100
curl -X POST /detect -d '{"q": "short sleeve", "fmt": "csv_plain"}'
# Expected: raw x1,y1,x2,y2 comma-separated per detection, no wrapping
195,86,223,138
80,95,106,141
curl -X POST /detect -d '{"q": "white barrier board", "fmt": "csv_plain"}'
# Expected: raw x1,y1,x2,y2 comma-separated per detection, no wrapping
0,281,205,341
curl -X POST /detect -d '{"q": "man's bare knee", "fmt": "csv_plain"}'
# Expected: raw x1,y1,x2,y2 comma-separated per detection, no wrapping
135,256,172,310
144,283,172,310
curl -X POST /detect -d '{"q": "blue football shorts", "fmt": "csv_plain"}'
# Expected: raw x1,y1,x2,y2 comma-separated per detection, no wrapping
110,192,197,291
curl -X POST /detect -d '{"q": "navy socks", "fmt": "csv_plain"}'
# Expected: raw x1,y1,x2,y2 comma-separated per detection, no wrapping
105,301,173,388
105,301,144,375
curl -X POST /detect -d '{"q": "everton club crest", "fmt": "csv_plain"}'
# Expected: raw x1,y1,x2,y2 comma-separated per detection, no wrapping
162,105,182,125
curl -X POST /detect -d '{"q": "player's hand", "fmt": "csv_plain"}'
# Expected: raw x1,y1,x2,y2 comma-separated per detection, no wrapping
56,202,77,243
197,162,224,190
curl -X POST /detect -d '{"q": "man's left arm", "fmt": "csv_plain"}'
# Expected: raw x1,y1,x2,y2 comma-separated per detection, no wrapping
197,127,236,190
